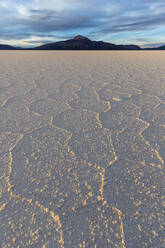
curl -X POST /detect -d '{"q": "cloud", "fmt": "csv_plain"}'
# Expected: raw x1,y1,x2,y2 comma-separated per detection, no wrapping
104,14,165,33
0,0,165,46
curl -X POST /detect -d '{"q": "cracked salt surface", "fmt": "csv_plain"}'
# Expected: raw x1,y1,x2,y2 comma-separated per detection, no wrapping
0,51,165,247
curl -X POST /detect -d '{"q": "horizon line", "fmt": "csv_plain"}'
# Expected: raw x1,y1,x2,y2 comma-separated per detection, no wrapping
0,35,165,49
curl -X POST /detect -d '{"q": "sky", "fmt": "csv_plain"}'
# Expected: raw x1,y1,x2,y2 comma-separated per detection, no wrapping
0,0,165,47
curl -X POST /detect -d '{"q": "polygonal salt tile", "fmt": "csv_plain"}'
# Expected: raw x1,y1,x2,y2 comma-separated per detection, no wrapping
0,97,50,134
48,82,80,103
100,101,140,132
53,109,102,133
69,128,117,168
29,98,70,116
114,130,164,165
69,86,110,113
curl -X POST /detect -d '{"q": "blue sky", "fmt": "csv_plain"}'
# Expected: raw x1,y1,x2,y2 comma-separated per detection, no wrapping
0,0,165,47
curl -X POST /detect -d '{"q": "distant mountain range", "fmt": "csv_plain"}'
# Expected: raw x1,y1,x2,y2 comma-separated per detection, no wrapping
145,45,165,50
0,35,165,50
0,44,17,50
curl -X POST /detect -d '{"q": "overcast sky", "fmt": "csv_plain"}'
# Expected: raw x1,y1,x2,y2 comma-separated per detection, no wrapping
0,0,165,47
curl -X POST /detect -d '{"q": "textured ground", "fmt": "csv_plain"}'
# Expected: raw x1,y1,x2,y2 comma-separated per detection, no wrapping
0,51,165,248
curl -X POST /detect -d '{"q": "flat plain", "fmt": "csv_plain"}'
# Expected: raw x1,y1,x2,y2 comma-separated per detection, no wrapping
0,51,165,247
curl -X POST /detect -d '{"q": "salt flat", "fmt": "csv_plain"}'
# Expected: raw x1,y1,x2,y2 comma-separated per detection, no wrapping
0,51,164,247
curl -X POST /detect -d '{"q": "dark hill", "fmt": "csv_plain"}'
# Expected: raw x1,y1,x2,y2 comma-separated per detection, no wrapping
155,45,165,50
144,45,165,50
118,44,141,50
34,35,141,50
0,44,16,50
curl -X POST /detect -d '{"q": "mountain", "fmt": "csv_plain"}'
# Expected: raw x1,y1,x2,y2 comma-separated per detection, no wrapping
0,44,16,50
118,44,141,50
155,45,165,50
34,35,141,50
144,45,165,50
